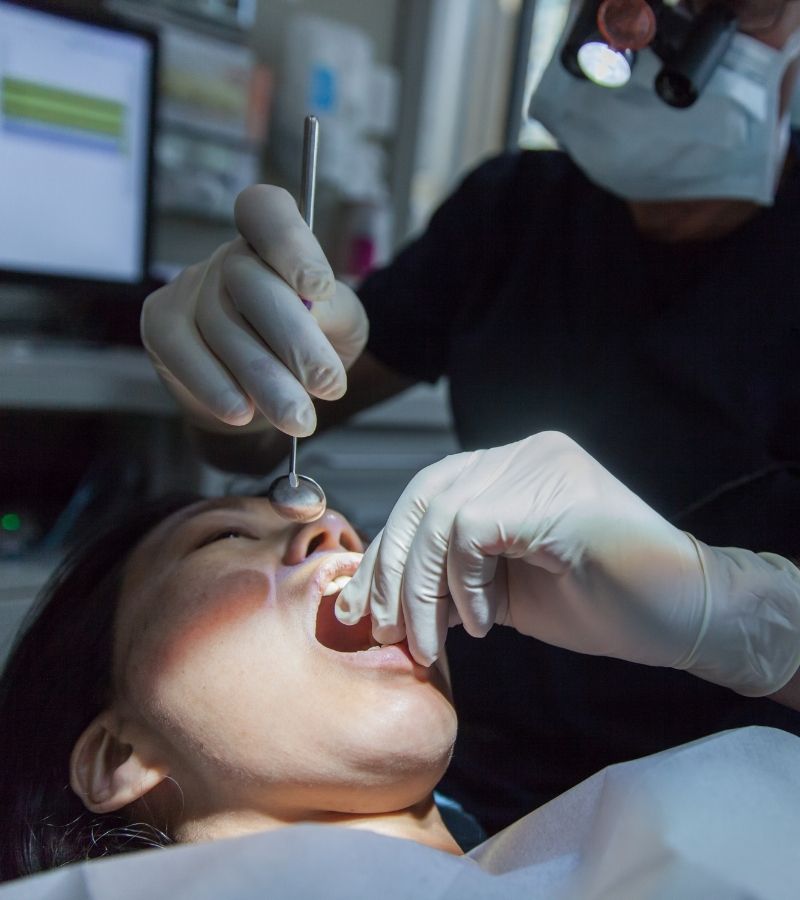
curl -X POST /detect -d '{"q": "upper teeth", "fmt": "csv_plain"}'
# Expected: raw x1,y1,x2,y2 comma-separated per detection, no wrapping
322,574,352,596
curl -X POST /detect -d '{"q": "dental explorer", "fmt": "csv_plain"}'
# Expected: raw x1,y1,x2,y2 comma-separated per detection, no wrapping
265,115,327,523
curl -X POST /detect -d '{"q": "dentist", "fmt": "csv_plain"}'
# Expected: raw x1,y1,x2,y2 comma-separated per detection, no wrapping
141,0,800,832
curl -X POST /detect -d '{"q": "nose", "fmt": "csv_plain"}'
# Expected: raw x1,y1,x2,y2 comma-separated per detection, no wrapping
284,510,363,563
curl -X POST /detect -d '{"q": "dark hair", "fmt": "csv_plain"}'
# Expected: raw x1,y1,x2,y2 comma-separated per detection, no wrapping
0,494,200,883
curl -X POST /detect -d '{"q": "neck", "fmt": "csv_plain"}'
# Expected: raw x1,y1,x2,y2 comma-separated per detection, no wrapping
319,797,463,855
625,197,761,242
173,794,463,856
624,146,795,242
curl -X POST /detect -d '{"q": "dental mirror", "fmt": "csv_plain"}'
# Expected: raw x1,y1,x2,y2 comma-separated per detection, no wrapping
266,115,327,523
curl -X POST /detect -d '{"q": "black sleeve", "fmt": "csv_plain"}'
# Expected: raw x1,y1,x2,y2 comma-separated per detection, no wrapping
359,153,521,384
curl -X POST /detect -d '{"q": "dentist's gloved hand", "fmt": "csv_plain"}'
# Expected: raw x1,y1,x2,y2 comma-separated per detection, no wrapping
141,185,368,436
336,432,800,697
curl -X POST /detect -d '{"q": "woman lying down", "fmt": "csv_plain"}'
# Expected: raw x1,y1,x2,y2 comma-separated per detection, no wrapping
1,433,800,898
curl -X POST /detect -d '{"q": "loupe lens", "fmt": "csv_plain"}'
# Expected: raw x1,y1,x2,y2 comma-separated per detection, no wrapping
654,2,736,107
654,68,696,106
597,0,656,51
577,42,634,86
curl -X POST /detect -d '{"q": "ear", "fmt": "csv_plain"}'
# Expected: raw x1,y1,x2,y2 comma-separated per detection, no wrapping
70,714,168,814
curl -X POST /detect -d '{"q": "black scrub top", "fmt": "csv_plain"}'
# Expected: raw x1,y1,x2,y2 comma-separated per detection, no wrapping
358,144,800,834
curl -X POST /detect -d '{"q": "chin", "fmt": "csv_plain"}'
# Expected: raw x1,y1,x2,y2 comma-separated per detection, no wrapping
331,744,456,816
303,695,456,816
340,686,457,793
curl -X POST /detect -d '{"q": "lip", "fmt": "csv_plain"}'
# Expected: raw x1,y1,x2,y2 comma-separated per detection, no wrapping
321,638,423,674
308,551,365,603
303,552,428,675
302,549,366,647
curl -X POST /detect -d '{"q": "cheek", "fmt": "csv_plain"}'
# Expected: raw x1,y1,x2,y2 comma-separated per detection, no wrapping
152,568,275,670
119,567,325,778
117,565,457,792
122,567,290,721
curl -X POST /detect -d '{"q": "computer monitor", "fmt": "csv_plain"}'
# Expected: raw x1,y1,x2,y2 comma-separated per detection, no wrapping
0,0,157,287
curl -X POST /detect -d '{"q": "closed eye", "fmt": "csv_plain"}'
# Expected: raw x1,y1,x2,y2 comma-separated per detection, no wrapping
195,529,255,549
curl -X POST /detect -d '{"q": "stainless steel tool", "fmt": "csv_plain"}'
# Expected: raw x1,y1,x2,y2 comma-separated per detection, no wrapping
265,115,327,523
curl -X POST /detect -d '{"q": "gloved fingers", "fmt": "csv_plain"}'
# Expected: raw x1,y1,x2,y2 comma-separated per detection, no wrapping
367,516,414,646
401,493,502,650
450,499,515,633
224,245,347,400
447,508,508,635
335,533,407,643
373,611,407,647
400,522,454,666
234,185,336,302
196,282,319,437
334,533,376,624
310,279,370,371
222,243,347,402
141,271,255,427
367,452,474,653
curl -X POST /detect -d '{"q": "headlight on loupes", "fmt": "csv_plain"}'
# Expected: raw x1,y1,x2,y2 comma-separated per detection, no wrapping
561,0,739,107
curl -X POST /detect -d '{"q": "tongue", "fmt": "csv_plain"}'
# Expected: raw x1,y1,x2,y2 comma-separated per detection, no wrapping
315,594,375,652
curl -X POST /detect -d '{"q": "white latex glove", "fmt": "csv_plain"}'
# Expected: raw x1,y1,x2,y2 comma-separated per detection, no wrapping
336,432,800,697
141,185,368,436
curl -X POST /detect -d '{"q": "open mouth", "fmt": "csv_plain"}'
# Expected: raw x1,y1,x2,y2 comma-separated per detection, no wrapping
314,578,380,653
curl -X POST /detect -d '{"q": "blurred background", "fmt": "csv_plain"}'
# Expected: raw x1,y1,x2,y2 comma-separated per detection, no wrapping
0,0,570,661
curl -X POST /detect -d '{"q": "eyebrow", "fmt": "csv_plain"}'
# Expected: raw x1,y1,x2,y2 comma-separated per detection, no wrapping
122,498,265,595
148,497,263,557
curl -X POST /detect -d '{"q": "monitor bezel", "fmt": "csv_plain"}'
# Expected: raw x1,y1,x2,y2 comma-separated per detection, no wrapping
0,0,159,293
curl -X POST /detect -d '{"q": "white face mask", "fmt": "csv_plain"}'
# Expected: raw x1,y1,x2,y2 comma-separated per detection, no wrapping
528,24,800,205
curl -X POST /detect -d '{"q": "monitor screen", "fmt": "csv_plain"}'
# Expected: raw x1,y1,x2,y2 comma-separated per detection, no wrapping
0,1,155,285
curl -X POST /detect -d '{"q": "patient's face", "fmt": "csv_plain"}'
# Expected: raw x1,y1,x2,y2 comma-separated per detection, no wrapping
115,498,456,821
